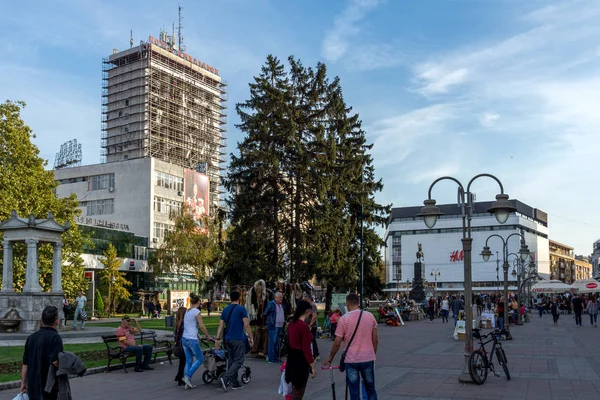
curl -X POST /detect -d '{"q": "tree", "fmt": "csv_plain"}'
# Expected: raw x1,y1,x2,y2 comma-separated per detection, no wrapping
98,243,131,316
0,100,87,299
151,208,223,289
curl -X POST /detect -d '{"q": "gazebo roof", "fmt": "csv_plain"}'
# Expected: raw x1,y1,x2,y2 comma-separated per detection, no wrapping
0,210,68,233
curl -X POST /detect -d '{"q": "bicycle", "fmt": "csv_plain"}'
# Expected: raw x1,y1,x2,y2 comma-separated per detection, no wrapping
469,328,510,384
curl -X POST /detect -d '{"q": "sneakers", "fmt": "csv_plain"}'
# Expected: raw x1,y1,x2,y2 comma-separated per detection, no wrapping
142,366,154,370
220,377,229,392
134,367,143,372
182,376,193,389
232,384,243,390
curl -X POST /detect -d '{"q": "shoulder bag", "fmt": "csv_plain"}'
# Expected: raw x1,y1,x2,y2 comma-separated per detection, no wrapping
339,311,363,372
224,305,251,353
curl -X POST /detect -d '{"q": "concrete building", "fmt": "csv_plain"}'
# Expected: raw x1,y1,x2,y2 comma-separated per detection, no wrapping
384,200,549,293
592,239,600,278
101,31,226,216
549,240,575,284
574,255,592,281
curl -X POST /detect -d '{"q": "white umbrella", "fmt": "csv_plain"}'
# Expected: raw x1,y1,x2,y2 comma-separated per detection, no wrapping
531,279,575,294
570,279,600,294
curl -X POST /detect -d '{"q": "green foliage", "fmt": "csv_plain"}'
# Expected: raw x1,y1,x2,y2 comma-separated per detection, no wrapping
0,100,87,298
98,243,132,315
224,56,391,302
150,209,224,287
94,289,105,318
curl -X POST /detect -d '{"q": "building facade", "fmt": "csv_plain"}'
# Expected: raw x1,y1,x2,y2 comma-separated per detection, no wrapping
574,255,592,281
384,200,549,293
548,240,575,284
592,239,600,278
101,32,226,216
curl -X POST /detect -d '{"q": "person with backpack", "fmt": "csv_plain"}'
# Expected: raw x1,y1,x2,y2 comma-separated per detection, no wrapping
216,291,254,391
323,293,378,400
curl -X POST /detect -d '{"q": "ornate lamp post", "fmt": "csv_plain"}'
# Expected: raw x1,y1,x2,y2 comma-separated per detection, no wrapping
416,173,516,383
480,234,530,337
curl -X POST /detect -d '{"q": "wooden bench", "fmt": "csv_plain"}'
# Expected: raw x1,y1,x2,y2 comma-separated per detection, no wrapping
101,330,173,373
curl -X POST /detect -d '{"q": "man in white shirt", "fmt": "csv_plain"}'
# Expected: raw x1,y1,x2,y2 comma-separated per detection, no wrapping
71,290,87,330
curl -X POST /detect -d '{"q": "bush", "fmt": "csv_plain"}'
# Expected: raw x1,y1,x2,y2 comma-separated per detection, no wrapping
95,289,105,318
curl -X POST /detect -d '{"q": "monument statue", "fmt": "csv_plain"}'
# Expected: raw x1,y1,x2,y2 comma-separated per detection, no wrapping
416,243,424,263
411,243,426,302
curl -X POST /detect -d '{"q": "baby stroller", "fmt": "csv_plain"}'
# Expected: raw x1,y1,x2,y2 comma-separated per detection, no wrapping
201,338,251,385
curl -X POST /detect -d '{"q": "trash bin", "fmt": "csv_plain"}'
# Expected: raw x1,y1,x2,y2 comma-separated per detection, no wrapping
165,315,174,328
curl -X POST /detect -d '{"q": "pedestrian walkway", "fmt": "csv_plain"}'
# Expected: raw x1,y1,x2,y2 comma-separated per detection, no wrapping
2,313,599,399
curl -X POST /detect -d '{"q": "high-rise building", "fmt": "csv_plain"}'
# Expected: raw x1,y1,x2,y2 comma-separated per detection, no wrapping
101,31,227,215
592,239,600,278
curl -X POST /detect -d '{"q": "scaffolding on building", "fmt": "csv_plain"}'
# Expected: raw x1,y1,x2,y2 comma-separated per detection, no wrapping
101,38,227,214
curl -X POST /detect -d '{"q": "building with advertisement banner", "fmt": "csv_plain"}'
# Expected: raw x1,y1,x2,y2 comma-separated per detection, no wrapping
384,200,550,293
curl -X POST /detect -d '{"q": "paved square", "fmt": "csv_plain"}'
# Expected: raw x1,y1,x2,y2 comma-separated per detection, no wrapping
3,312,600,399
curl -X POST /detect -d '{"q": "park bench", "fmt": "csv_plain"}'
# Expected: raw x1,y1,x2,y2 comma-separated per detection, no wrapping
101,330,173,373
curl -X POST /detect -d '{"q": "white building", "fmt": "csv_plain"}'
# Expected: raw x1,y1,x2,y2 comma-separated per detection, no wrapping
384,200,550,293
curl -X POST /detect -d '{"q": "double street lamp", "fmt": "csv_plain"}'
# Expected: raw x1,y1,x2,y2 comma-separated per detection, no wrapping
480,234,530,337
417,173,517,383
430,269,441,298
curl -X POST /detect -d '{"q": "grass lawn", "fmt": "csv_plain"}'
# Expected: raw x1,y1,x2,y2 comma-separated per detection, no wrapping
88,315,223,335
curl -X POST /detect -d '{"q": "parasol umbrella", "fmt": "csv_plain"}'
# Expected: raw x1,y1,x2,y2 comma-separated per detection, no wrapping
531,279,575,294
570,279,600,294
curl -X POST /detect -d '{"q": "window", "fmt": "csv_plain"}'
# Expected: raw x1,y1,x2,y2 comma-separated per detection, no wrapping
154,196,182,215
153,222,174,239
86,199,114,216
88,174,115,191
124,99,129,106
155,171,183,191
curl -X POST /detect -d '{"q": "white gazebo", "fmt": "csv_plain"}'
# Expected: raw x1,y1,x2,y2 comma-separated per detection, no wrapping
0,210,68,332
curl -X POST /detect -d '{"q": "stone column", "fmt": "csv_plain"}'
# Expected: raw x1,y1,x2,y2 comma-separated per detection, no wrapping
51,242,63,293
2,239,14,292
23,239,41,292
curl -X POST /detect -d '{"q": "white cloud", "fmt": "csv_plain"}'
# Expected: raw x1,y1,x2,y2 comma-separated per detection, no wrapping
321,0,381,62
479,113,500,127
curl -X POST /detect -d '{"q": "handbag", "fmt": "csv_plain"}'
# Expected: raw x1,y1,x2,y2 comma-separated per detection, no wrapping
79,310,87,320
339,311,363,373
12,393,29,400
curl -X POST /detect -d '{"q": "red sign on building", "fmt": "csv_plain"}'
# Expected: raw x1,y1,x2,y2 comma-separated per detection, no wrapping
450,250,464,262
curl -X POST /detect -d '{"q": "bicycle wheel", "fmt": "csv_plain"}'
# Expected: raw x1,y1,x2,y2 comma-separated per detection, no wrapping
469,350,488,385
496,347,510,380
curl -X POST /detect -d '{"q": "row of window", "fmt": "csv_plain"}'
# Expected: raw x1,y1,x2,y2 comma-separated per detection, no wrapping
89,174,115,191
153,222,174,239
155,171,183,192
86,199,115,216
153,196,183,215
390,224,547,238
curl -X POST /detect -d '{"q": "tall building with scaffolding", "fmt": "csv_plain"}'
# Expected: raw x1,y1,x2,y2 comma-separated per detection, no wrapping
101,31,227,214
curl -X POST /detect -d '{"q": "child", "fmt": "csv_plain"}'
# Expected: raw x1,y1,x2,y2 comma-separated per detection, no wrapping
330,309,341,340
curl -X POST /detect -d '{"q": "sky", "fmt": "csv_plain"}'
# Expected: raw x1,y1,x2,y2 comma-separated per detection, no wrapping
1,0,599,255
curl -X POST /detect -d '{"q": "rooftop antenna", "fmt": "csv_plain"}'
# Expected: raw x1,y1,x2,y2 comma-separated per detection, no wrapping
130,29,133,48
178,4,186,52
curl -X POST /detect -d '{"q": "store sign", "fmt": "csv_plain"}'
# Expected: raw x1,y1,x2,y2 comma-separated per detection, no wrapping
84,271,94,280
75,216,130,231
148,36,219,75
586,282,598,289
450,250,464,262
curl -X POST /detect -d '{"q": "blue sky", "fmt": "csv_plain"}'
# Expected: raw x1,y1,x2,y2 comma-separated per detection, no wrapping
1,0,599,255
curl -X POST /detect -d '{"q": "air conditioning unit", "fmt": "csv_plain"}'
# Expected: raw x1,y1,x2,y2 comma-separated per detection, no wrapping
152,237,159,243
177,191,183,196
109,187,115,192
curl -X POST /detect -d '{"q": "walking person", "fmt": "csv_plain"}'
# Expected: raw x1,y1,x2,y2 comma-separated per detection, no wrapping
427,296,435,322
264,292,288,364
71,290,87,330
451,296,464,327
216,291,254,391
284,300,317,399
585,295,598,327
304,295,319,360
497,297,505,330
181,293,212,389
324,293,379,400
207,298,213,317
550,297,560,325
441,296,449,323
173,306,187,386
21,306,63,400
572,294,584,327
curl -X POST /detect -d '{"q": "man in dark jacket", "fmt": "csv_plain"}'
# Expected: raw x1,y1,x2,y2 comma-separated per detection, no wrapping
451,296,464,327
22,306,63,400
264,292,289,364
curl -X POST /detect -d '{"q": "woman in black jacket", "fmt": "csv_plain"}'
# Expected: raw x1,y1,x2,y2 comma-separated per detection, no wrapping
174,306,187,386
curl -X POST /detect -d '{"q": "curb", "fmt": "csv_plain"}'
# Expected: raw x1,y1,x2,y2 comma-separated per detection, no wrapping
0,355,171,392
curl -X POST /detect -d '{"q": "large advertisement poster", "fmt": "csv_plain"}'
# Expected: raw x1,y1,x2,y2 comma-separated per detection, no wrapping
184,169,210,222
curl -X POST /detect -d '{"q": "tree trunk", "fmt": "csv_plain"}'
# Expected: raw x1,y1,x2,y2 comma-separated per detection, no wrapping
325,282,333,312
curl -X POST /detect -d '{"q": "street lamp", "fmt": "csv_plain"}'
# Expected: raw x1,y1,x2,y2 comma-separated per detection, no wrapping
416,173,516,383
481,233,530,338
431,269,441,298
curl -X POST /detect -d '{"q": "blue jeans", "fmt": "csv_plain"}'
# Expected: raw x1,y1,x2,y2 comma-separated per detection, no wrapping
182,337,204,379
267,326,282,362
497,316,504,330
345,361,377,400
124,344,152,368
72,308,85,328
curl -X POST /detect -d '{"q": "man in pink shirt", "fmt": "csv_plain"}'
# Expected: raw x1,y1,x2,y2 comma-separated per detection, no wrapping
324,293,378,400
